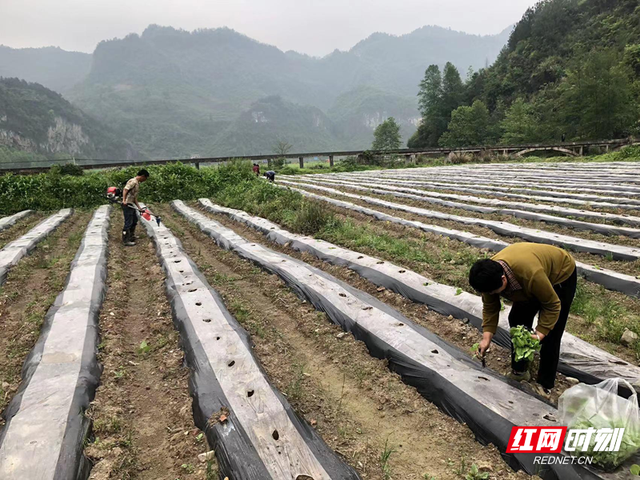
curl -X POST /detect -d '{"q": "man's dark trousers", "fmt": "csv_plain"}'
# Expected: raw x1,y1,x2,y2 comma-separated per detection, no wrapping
122,204,138,234
508,268,577,389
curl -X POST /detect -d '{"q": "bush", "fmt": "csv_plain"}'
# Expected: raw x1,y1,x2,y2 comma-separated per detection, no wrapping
49,163,84,176
446,152,476,164
339,156,359,168
287,201,336,235
616,145,640,159
212,178,338,235
268,157,286,169
277,166,299,175
0,161,255,214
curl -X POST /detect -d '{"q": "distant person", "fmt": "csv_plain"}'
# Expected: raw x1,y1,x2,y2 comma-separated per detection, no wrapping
121,169,150,246
469,243,576,398
253,163,260,176
561,133,566,143
264,170,276,182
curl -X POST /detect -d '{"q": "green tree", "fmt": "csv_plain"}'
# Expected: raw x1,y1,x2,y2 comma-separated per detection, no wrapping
409,63,465,148
410,65,444,148
417,65,443,119
623,44,640,76
439,100,491,147
559,49,635,140
372,117,402,150
441,62,464,117
500,98,540,144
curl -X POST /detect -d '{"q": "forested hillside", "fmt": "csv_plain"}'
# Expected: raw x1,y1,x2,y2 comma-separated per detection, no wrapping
410,0,640,148
65,24,509,157
0,78,136,165
0,46,91,95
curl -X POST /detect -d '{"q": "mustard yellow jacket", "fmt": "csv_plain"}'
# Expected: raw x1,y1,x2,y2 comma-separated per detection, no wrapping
482,243,576,335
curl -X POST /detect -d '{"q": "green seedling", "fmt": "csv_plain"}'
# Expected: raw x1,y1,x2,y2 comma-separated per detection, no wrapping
380,439,396,480
138,340,150,355
206,460,217,480
465,464,489,480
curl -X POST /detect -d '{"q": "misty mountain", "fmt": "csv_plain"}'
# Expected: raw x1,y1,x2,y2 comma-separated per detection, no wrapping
315,25,512,99
1,24,511,158
0,77,136,162
0,46,91,96
328,86,420,150
211,96,340,156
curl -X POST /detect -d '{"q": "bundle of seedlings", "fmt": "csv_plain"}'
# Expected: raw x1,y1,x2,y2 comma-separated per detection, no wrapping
559,378,640,471
510,325,541,363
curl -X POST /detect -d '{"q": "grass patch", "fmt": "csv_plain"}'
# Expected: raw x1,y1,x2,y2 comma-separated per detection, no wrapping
206,460,217,480
285,362,307,404
380,438,397,480
93,415,123,435
571,280,640,356
317,219,484,288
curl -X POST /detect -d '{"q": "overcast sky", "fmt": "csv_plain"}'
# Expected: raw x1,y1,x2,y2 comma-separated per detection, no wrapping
1,0,539,56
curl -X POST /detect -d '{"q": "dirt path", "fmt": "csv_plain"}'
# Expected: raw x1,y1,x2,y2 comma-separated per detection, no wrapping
86,211,216,480
156,204,531,480
0,211,88,420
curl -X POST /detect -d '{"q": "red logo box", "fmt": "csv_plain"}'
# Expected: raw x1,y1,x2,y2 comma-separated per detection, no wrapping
507,426,567,453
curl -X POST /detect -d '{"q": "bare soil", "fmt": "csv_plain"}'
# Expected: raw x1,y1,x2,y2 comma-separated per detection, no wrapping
0,212,89,423
86,211,215,480
156,203,531,480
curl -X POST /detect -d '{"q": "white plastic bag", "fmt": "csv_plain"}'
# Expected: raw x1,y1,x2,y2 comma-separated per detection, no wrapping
559,378,640,471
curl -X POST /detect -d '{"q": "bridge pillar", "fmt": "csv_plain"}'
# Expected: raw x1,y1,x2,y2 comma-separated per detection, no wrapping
329,155,334,167
195,161,200,170
579,146,584,156
299,156,304,169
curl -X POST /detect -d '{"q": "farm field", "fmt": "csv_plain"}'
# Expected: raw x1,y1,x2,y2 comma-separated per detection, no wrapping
0,158,639,479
